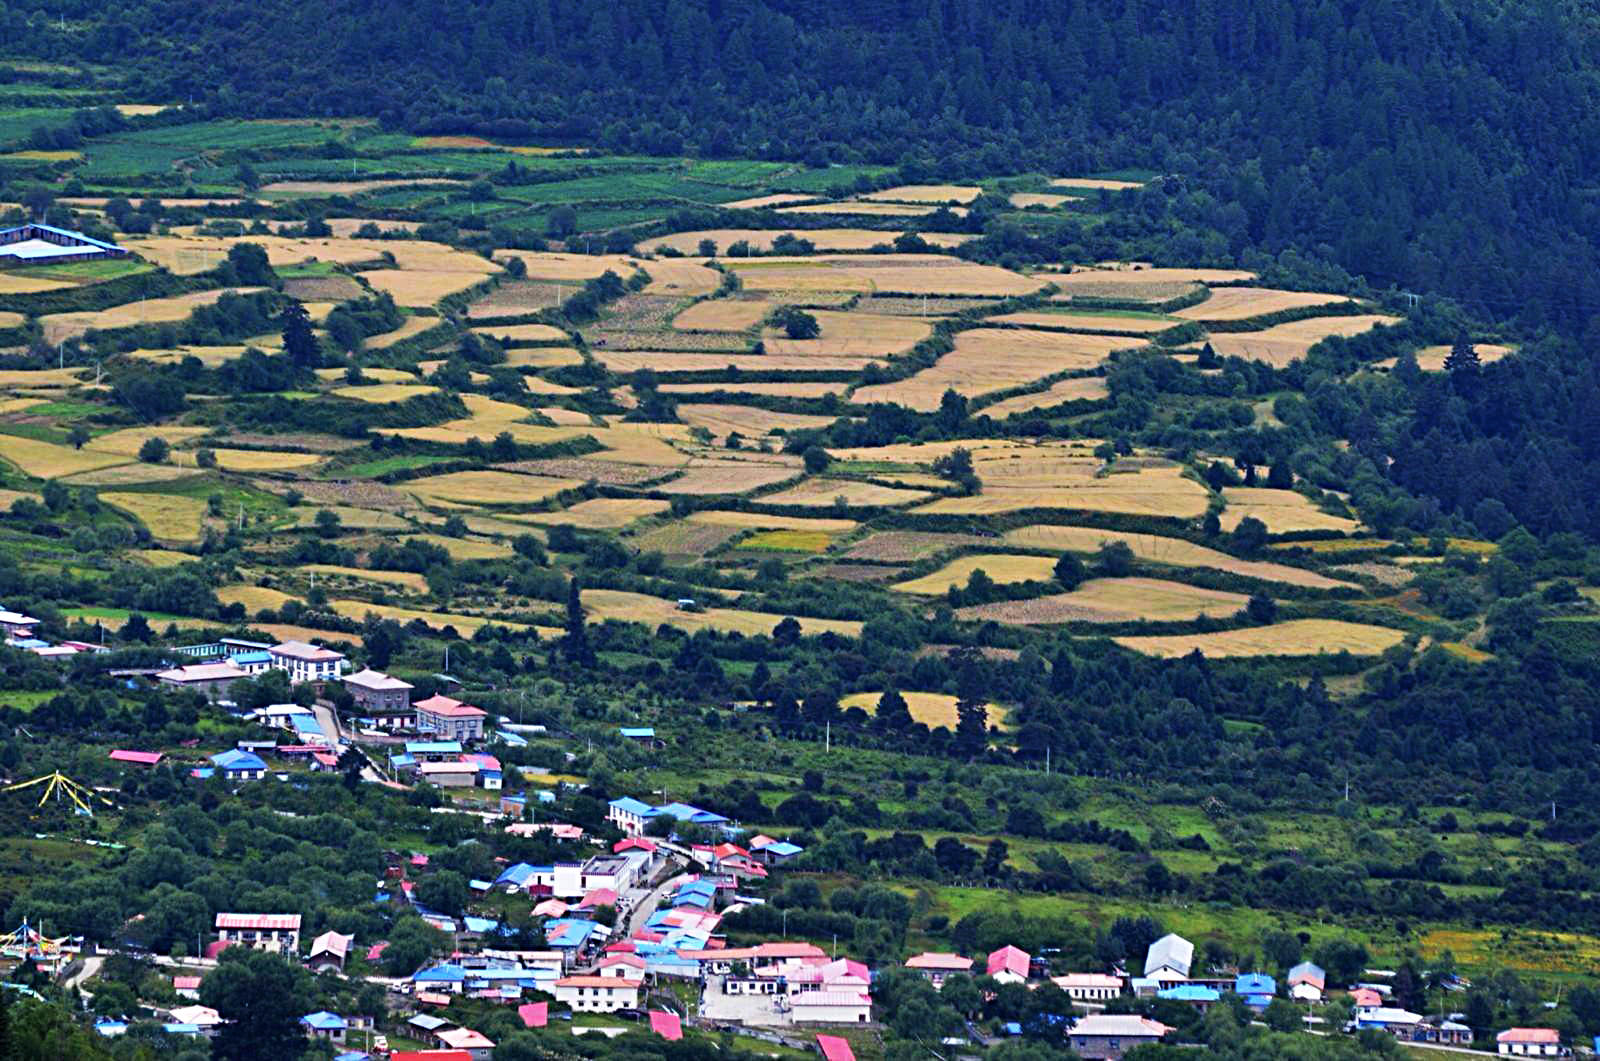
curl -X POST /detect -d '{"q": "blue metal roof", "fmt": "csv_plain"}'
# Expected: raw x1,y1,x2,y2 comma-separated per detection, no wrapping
0,223,124,253
1235,972,1276,995
619,726,655,738
656,801,728,824
1158,984,1220,1002
211,749,266,771
413,963,465,983
406,740,462,754
764,841,803,856
609,796,655,815
301,1011,347,1031
229,650,273,664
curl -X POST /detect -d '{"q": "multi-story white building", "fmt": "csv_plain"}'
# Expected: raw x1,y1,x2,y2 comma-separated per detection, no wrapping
269,641,346,684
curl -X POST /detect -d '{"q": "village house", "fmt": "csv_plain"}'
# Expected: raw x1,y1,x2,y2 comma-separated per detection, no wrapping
0,609,39,638
1234,972,1276,1011
904,952,973,988
215,913,301,953
433,1026,496,1060
414,694,487,741
1068,1015,1172,1060
157,661,248,700
552,974,641,1012
1498,1029,1563,1056
1053,973,1123,1002
1143,934,1194,980
605,795,730,836
987,945,1031,985
108,750,163,768
790,990,872,1024
227,649,274,675
306,930,354,973
269,640,346,684
1287,961,1325,1002
342,668,415,726
417,759,480,787
209,749,267,782
0,223,126,266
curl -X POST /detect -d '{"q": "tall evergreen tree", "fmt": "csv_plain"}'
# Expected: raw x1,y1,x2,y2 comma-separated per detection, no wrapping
279,302,320,369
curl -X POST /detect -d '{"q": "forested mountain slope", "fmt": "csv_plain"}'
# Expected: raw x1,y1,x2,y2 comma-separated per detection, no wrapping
5,0,1600,331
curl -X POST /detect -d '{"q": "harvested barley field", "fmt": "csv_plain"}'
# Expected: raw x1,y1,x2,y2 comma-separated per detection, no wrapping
779,201,948,217
760,477,933,508
676,404,839,440
1174,287,1353,322
1049,177,1145,190
101,491,210,541
0,274,72,294
655,460,799,496
0,435,130,479
358,267,493,307
917,461,1211,519
60,464,199,487
641,258,722,297
289,505,410,530
0,367,93,388
470,322,569,343
762,310,932,357
1379,344,1515,371
499,458,672,486
330,599,535,636
727,255,1042,297
505,347,583,369
861,184,982,204
643,229,973,254
1002,525,1355,589
332,383,440,402
597,351,880,374
688,511,857,532
840,531,988,562
356,315,439,349
511,498,669,529
403,470,579,505
1115,618,1406,658
806,563,905,583
721,193,818,210
852,328,1129,411
633,520,743,557
673,299,771,332
466,281,563,318
988,310,1176,334
315,367,416,383
658,381,850,397
582,588,862,637
956,577,1249,624
839,691,1002,730
892,554,1058,594
1221,487,1361,534
130,345,255,367
1010,192,1077,209
401,534,513,560
493,251,643,282
40,287,266,343
981,377,1110,417
283,275,364,301
1206,315,1402,366
583,422,697,466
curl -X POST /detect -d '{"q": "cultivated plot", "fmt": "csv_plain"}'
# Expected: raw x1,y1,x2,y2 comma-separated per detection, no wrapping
100,492,210,542
403,470,580,505
643,229,973,254
654,460,799,496
1173,287,1353,322
852,328,1129,411
980,377,1110,417
839,691,1002,730
1206,315,1402,366
509,498,670,529
582,588,863,637
891,554,1059,594
759,477,933,508
955,577,1249,624
1114,618,1405,658
1001,525,1355,589
1220,488,1361,534
726,255,1043,297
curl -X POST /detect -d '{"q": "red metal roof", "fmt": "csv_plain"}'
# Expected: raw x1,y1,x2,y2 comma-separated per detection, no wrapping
109,749,163,765
817,1034,857,1061
215,913,301,930
518,1001,547,1028
1498,1029,1561,1044
390,1052,472,1061
649,1011,682,1041
413,694,486,718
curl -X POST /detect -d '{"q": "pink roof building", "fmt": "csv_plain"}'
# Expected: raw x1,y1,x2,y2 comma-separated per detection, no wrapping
109,749,163,766
987,945,1031,983
649,1011,682,1041
817,1035,857,1061
517,1001,548,1028
1497,1029,1561,1046
614,837,657,854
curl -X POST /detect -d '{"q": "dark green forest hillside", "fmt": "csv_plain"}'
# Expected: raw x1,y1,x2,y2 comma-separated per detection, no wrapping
6,0,1600,331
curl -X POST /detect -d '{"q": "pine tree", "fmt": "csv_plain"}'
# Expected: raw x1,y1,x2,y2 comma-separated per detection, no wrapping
1442,330,1480,375
563,577,594,666
280,302,320,368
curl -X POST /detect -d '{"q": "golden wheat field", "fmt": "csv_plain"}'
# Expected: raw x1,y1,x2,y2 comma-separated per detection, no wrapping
506,498,667,529
839,691,1003,730
779,201,949,218
672,299,771,331
357,267,490,307
917,462,1211,519
402,470,579,506
331,383,441,403
128,345,266,368
598,351,882,374
687,510,858,532
493,250,642,281
676,404,841,441
217,584,296,612
40,287,267,343
720,193,818,210
891,554,1059,595
329,599,539,637
1001,525,1355,589
0,273,72,295
762,310,933,357
988,310,1177,334
100,491,211,541
0,435,131,479
641,258,723,297
861,184,983,204
582,422,697,466
60,464,198,487
981,377,1111,417
470,322,569,343
504,347,583,370
659,381,851,397
205,448,323,472
654,460,799,496
643,229,973,254
315,367,416,383
1220,487,1362,534
360,315,440,349
957,577,1249,624
0,368,94,389
1205,315,1403,366
1114,618,1406,658
852,328,1130,411
582,588,863,637
84,426,210,456
1379,344,1515,372
1010,192,1077,209
760,477,933,508
1174,286,1353,322
1049,177,1145,190
401,533,514,560
302,565,429,592
726,255,1042,297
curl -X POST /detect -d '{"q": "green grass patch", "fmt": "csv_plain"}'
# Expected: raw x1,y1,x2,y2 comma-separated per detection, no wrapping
340,453,456,477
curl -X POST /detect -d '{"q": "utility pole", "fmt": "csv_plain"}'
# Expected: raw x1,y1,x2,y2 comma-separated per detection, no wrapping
1045,746,1050,775
824,720,830,753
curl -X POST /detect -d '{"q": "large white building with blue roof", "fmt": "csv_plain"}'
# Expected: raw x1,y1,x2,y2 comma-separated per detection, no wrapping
0,223,126,266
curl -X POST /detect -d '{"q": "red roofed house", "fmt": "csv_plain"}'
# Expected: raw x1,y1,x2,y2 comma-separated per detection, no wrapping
307,930,354,972
414,695,487,741
905,951,973,988
599,953,646,977
552,975,642,1012
109,749,163,767
214,913,301,953
817,1035,857,1061
391,1052,472,1061
1350,988,1383,1009
173,975,202,999
987,945,1031,985
433,1027,495,1060
517,1002,548,1028
1498,1029,1562,1056
614,837,657,855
